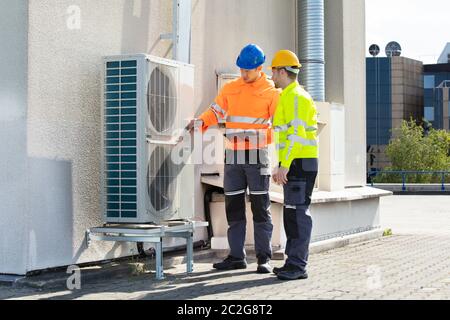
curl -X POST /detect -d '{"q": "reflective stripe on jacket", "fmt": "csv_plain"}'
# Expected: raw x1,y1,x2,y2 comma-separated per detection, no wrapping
199,73,280,150
273,81,318,169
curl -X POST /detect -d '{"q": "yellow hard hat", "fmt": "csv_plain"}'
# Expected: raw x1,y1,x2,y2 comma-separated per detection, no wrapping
270,50,302,70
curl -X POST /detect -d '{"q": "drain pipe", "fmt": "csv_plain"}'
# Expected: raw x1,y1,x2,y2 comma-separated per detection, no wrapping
297,0,325,102
161,0,192,63
203,186,223,241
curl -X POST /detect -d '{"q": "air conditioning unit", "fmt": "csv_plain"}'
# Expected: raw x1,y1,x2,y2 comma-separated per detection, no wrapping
102,54,195,224
217,73,240,93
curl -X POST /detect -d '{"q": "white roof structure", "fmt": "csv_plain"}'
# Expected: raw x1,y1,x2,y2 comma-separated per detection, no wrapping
437,43,450,64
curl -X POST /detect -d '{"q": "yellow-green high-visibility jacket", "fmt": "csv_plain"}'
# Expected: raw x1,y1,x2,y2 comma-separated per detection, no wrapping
273,81,318,169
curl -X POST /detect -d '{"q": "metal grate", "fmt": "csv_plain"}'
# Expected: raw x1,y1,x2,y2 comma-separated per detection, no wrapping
104,60,138,219
146,64,181,219
147,66,178,136
147,145,180,218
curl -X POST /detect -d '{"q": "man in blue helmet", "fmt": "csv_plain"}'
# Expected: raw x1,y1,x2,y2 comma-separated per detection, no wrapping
189,44,280,273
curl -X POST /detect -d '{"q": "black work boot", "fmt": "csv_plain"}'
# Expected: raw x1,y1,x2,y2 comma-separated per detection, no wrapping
277,264,308,281
273,264,289,275
256,257,272,274
213,256,247,271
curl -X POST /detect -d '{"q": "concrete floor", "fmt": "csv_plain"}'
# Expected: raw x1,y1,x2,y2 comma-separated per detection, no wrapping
380,195,450,235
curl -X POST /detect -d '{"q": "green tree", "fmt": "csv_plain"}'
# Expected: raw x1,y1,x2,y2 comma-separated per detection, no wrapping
377,120,450,183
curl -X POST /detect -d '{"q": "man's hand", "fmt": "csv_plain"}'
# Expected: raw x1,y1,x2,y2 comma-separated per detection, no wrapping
272,167,279,184
186,118,203,133
272,167,289,185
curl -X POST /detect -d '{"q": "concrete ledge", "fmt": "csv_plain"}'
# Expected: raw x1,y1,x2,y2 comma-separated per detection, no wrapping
212,229,384,261
310,188,392,204
272,229,384,257
271,187,392,204
309,228,384,254
202,175,392,205
0,275,26,286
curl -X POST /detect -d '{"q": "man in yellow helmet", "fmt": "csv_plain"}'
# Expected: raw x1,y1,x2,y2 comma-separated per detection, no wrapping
270,50,318,281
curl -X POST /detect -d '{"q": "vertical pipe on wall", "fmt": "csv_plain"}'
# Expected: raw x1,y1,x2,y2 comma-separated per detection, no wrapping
298,0,325,102
173,0,192,63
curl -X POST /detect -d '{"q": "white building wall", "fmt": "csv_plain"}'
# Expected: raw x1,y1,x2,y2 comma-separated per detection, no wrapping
343,0,366,187
190,0,296,213
0,0,367,274
0,0,29,275
325,0,366,187
0,0,302,274
191,0,296,115
0,0,174,275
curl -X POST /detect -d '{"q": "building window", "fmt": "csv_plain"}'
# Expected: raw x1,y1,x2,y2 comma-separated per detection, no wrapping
425,107,435,122
424,75,435,89
447,101,450,128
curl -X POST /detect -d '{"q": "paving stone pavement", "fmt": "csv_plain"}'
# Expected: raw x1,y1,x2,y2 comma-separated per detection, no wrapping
1,233,449,300
1,196,449,300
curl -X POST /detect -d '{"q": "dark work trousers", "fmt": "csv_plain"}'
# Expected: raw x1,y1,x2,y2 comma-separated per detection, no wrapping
283,158,318,270
223,149,273,262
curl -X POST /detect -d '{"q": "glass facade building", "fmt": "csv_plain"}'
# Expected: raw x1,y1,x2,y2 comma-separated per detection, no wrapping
366,57,392,146
366,56,424,171
423,63,450,130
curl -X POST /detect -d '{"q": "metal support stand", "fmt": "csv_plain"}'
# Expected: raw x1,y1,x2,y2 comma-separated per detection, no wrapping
86,221,208,280
187,233,194,273
155,240,163,280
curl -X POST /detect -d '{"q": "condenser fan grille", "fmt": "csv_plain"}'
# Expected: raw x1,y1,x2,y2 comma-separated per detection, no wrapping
148,146,179,216
147,66,177,134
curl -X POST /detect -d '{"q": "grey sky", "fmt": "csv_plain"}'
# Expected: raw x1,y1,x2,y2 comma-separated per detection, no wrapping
366,0,450,64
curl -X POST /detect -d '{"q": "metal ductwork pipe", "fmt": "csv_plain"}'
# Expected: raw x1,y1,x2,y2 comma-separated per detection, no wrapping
297,0,325,102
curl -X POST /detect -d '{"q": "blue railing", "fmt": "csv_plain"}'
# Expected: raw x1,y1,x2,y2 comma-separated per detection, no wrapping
368,170,450,191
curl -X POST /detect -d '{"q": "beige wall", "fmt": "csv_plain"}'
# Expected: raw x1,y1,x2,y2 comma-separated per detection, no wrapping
190,0,296,116
325,0,367,187
25,0,174,273
2,0,298,274
391,57,424,133
190,0,296,214
1,0,367,273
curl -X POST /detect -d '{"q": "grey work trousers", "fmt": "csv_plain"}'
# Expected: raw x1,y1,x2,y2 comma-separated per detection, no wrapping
223,149,273,262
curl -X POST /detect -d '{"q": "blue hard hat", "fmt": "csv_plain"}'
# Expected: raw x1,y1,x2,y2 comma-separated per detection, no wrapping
236,44,266,70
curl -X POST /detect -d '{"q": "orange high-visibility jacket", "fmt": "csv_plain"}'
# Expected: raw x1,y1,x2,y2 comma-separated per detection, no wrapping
199,73,280,150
